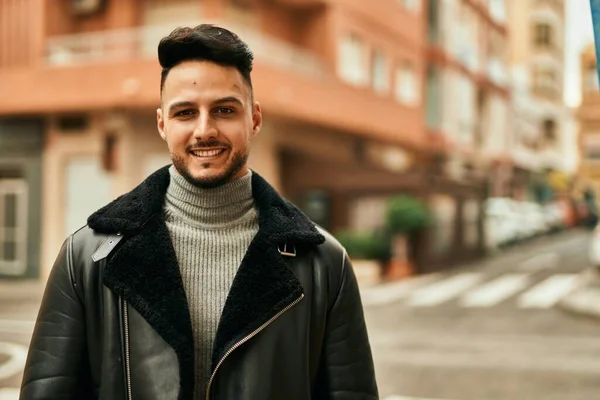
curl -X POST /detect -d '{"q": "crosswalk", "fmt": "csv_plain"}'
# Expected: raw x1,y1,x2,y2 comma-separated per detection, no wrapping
361,271,584,309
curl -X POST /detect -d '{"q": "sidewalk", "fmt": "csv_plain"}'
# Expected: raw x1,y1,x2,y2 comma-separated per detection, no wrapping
0,279,44,302
558,267,600,319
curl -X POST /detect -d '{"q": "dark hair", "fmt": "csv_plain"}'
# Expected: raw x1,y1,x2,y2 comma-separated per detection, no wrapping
158,24,254,93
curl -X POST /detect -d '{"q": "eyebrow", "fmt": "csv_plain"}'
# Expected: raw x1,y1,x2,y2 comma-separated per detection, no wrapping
167,97,244,113
167,101,197,113
213,96,244,107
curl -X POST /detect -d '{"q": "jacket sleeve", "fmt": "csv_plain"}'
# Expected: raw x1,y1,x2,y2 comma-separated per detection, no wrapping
316,251,379,399
20,235,92,399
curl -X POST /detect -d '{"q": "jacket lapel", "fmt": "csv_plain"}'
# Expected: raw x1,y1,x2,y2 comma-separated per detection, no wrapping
210,173,325,369
87,166,325,397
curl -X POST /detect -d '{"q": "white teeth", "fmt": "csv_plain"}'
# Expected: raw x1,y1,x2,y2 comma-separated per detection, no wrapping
191,149,223,157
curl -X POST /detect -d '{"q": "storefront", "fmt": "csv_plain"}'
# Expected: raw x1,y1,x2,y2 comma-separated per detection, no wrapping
279,122,487,274
0,119,44,278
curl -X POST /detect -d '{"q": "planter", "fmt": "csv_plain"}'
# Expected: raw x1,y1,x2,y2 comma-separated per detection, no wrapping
385,234,415,280
351,259,383,287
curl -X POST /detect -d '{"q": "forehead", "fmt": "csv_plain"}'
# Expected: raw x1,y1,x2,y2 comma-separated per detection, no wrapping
162,60,248,104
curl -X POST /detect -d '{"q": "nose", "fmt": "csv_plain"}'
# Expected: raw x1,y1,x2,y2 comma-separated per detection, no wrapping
192,112,219,141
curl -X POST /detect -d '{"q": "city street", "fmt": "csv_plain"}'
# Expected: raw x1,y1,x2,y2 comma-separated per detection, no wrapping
363,229,600,400
0,230,599,399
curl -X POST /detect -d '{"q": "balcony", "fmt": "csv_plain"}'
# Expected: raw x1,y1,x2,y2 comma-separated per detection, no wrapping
45,21,328,80
0,21,425,149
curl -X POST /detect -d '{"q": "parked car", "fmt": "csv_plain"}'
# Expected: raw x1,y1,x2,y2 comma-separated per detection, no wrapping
514,202,547,238
484,198,520,250
542,202,565,232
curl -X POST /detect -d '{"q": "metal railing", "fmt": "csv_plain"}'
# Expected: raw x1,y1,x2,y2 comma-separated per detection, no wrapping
45,20,329,80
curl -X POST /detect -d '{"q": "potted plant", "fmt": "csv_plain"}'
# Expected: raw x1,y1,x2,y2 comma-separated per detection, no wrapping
385,195,430,279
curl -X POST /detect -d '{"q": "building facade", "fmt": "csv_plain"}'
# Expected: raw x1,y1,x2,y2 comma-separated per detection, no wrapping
506,0,578,202
423,0,510,269
0,0,435,280
578,44,600,197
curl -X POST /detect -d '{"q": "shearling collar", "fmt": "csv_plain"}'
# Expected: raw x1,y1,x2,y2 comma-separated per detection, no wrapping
87,165,325,400
88,165,324,246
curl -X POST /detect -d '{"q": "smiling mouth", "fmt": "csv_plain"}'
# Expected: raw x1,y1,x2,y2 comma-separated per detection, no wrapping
189,149,226,158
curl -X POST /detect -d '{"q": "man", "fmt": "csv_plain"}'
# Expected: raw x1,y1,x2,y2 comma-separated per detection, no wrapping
20,24,378,400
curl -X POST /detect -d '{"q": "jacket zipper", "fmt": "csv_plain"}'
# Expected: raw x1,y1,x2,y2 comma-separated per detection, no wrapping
123,300,133,400
205,293,305,400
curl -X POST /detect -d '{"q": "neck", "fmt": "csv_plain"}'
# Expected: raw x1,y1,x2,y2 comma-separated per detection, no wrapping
164,166,255,228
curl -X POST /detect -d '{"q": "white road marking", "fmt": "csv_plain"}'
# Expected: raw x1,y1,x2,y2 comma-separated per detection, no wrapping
518,252,560,271
0,319,35,334
407,273,484,307
518,274,582,309
361,274,441,307
460,273,530,308
0,342,28,380
0,388,20,400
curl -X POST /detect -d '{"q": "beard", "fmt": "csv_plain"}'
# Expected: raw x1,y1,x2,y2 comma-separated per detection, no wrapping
171,148,248,189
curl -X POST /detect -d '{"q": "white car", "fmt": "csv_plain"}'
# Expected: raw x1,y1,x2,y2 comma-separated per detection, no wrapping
484,198,520,250
515,202,548,237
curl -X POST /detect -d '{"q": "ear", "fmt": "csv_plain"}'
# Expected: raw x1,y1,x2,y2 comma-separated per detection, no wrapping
251,102,262,138
157,107,166,141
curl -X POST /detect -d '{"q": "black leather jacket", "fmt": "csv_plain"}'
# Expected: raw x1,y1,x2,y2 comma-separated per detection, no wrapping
20,167,379,400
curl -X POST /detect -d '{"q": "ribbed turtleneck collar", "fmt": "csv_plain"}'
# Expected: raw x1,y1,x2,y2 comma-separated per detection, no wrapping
164,166,255,228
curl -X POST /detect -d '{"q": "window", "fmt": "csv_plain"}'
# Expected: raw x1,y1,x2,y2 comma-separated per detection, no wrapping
371,49,389,94
428,0,440,43
534,23,553,47
426,66,441,129
533,66,557,92
0,179,28,276
349,197,388,232
337,34,368,86
395,62,418,104
542,119,557,142
301,191,331,230
457,74,476,145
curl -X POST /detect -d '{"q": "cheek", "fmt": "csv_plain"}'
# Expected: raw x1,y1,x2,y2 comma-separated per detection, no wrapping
164,123,192,150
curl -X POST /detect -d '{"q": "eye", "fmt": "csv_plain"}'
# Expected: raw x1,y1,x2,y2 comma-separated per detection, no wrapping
174,109,196,117
215,107,234,114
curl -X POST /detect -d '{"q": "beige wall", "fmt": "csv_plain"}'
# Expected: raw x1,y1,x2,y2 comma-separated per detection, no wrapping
507,0,532,65
41,113,117,281
247,121,282,193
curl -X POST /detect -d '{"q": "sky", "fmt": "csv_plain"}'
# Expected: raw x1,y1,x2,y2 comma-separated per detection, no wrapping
565,0,595,107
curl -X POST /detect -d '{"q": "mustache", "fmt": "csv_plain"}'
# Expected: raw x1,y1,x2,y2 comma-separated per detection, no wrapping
186,140,231,151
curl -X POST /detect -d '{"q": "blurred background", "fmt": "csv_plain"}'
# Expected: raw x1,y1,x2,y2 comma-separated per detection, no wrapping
1,0,600,399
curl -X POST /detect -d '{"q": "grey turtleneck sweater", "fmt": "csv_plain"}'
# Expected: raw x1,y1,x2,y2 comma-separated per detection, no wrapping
163,166,259,400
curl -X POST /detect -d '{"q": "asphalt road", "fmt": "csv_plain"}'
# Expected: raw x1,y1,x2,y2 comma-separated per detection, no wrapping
363,229,600,400
0,229,598,400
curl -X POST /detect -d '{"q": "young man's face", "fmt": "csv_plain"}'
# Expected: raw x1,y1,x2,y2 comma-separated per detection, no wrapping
157,60,261,188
